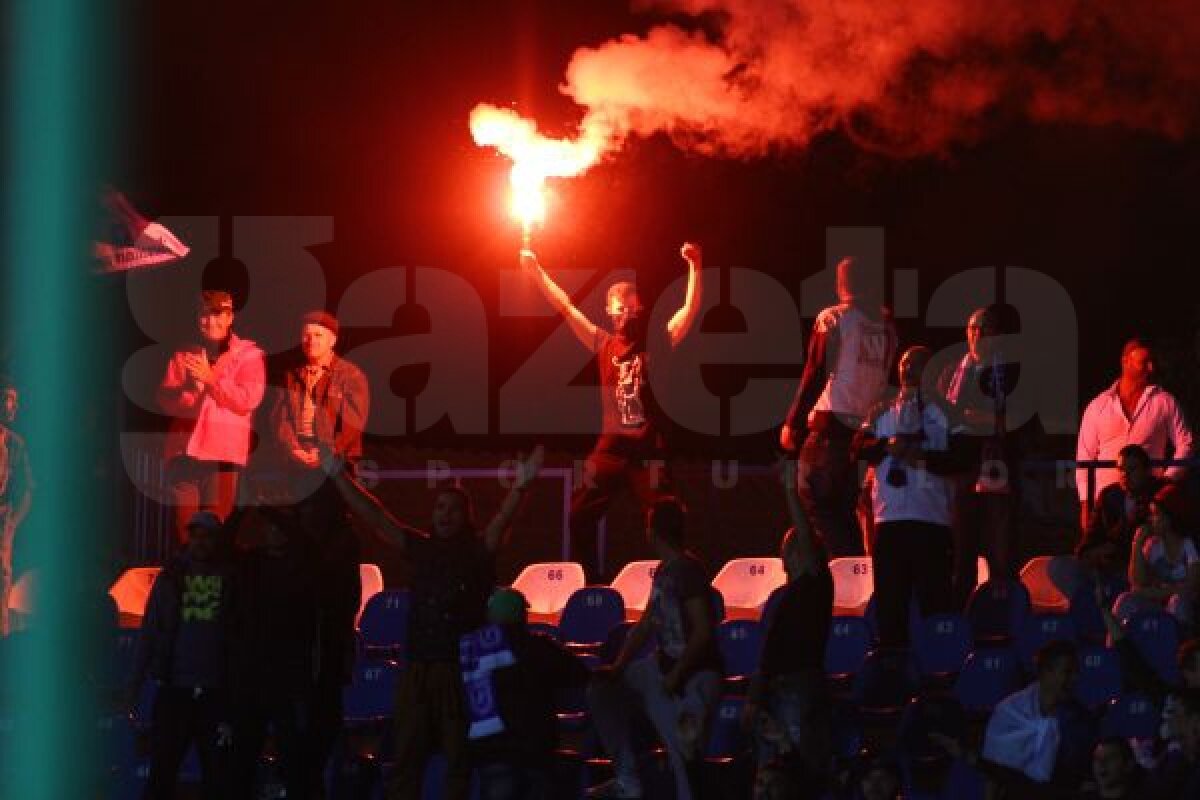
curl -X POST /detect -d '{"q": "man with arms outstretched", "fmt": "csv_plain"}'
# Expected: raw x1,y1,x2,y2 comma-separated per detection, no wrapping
520,244,703,582
327,447,544,800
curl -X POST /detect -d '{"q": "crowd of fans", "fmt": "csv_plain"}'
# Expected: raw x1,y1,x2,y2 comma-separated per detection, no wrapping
2,247,1199,799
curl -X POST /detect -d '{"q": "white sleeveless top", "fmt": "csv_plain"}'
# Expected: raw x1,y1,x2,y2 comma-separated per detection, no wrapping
811,304,896,424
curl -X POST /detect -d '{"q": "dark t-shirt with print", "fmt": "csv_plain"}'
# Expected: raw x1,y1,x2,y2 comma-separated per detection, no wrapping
647,552,722,677
406,531,496,663
171,563,232,689
594,327,666,453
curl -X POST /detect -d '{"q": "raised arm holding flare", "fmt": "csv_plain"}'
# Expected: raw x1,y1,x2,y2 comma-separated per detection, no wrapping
518,243,704,582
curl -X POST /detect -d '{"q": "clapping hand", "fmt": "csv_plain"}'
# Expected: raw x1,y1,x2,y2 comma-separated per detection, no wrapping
182,353,214,387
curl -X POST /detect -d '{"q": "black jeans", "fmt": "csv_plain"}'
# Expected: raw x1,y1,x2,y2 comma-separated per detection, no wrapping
872,521,954,647
231,692,315,800
389,661,470,800
952,480,1019,607
477,761,552,800
144,686,233,799
797,422,864,558
569,446,672,582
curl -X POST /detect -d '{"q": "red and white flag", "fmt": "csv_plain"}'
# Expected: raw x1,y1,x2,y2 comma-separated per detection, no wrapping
93,188,189,274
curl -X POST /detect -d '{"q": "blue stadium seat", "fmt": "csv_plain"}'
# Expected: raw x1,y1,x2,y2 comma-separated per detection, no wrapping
940,758,986,800
953,648,1022,714
706,695,747,761
965,579,1031,644
911,613,972,681
1100,693,1161,739
1015,612,1078,670
1124,609,1181,684
852,649,918,716
358,590,410,660
1068,577,1128,643
110,628,139,688
97,713,138,774
1073,644,1123,710
559,587,625,648
825,616,871,680
343,660,400,726
717,619,763,680
130,681,157,730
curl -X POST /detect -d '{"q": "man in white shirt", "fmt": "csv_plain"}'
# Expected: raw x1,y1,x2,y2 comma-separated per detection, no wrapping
935,641,1085,794
781,257,897,558
1076,338,1193,519
853,346,965,647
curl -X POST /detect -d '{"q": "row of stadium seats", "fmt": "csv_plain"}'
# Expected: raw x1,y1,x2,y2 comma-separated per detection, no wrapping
98,553,1071,632
40,572,1157,799
508,553,1072,623
354,568,1160,676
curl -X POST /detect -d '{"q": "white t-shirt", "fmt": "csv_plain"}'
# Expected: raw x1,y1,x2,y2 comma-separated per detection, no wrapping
865,391,960,527
811,304,896,424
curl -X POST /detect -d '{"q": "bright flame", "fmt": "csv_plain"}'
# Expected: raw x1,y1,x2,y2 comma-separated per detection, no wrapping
509,162,546,236
469,103,611,241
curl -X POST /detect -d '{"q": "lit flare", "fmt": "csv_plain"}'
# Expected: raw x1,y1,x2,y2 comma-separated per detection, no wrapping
470,103,608,244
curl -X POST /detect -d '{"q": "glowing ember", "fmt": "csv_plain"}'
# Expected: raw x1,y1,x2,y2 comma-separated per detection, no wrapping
470,103,608,243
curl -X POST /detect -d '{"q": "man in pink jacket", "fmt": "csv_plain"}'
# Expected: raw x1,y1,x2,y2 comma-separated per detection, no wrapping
157,290,266,546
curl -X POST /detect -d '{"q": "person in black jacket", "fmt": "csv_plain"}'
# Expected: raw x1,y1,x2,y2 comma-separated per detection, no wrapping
743,458,834,799
126,510,239,799
1049,445,1163,602
469,587,590,800
228,506,322,799
270,309,372,786
1141,689,1200,799
327,446,544,800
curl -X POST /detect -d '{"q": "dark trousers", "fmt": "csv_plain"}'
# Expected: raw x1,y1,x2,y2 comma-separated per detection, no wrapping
477,761,552,800
569,447,672,583
297,477,362,682
872,521,954,647
797,424,864,558
952,480,1019,608
388,661,470,800
309,678,346,792
143,686,232,800
230,693,313,800
168,456,239,547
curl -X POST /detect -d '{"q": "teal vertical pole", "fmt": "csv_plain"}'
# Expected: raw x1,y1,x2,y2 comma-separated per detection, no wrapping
3,0,114,797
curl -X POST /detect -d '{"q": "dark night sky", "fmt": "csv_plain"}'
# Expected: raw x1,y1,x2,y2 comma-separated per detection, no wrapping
115,0,1200,456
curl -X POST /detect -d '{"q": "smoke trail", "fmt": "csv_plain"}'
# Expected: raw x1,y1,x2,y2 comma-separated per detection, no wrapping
559,0,1200,158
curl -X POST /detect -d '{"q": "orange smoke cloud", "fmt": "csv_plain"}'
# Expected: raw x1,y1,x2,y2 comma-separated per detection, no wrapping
469,104,616,233
553,0,1200,157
